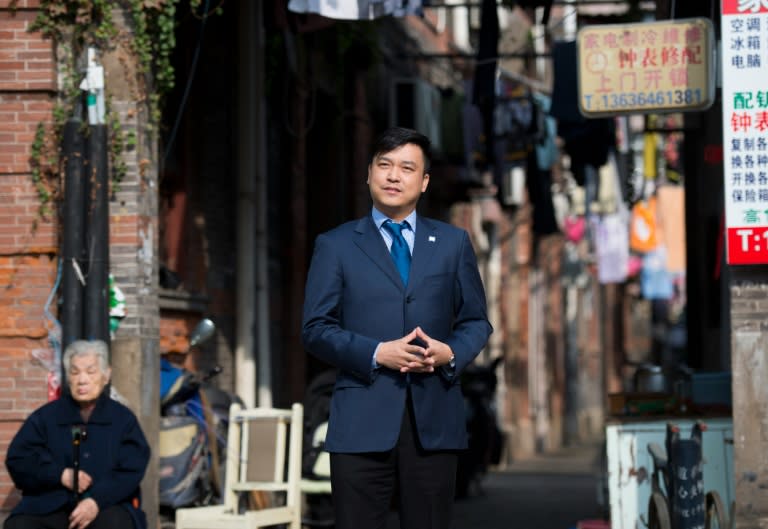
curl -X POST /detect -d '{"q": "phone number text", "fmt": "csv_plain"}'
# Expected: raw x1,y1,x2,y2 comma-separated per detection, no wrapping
582,88,704,112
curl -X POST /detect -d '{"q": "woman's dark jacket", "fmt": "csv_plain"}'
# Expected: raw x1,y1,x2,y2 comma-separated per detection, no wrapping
5,390,151,529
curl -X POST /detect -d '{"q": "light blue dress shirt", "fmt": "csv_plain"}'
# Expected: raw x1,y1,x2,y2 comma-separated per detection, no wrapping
372,207,416,255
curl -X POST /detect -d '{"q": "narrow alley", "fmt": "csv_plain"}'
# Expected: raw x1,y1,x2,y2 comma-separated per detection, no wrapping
1,1,766,528
387,443,605,529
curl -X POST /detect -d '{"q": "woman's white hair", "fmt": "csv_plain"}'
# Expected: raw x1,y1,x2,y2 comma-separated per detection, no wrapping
63,339,110,374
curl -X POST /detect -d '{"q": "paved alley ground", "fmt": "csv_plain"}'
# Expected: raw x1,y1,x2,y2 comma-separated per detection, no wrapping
387,442,608,529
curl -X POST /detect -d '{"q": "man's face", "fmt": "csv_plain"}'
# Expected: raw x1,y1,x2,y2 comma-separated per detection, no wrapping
68,354,110,405
367,143,429,221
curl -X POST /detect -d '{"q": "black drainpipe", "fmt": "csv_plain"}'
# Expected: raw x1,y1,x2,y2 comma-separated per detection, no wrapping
61,118,86,352
84,124,110,343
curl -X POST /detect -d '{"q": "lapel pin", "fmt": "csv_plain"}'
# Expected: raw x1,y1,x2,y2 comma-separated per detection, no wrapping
429,236,436,242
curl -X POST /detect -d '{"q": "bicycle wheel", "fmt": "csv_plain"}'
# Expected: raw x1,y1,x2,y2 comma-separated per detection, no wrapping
648,491,672,529
705,491,728,529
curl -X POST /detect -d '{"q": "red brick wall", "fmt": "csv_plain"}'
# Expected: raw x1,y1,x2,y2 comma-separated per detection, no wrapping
0,242,58,515
0,0,57,517
0,6,54,94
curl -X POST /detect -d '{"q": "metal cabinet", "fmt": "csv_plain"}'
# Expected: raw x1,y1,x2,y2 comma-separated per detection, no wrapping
606,417,734,529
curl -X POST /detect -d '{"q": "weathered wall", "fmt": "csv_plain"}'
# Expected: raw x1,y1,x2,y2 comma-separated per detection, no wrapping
730,275,768,529
0,3,163,524
0,0,58,518
102,7,161,521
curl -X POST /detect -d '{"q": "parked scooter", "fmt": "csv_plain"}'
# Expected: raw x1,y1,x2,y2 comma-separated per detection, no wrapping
158,318,243,528
456,356,504,498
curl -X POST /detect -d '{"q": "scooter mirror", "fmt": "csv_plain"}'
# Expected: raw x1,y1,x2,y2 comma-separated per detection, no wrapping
189,318,216,349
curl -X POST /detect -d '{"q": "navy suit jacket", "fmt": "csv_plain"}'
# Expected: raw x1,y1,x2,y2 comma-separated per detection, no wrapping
302,214,492,453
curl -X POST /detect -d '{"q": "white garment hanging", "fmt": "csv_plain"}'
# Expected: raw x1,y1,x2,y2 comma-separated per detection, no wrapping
287,0,422,20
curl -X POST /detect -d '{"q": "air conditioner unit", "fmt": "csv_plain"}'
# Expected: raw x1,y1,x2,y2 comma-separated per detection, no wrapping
389,78,442,154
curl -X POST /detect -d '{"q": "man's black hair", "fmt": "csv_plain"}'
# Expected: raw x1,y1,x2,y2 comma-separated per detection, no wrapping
370,126,432,172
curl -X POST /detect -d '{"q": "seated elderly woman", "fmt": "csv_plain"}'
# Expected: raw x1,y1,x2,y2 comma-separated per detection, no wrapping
4,340,150,529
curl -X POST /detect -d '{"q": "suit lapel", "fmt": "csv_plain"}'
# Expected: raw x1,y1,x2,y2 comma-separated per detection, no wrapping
408,217,438,292
353,216,404,290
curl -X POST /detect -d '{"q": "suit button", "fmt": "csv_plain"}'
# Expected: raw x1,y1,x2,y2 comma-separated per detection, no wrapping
406,296,413,303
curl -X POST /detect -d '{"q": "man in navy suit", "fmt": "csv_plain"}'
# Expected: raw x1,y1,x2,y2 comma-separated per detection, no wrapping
302,127,492,529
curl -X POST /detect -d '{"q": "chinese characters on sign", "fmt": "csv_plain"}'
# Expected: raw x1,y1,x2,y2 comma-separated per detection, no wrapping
721,0,768,264
577,19,715,116
673,462,706,529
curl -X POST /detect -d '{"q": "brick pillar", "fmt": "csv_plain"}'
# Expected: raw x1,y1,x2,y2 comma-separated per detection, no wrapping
729,274,768,528
104,97,161,529
101,9,160,528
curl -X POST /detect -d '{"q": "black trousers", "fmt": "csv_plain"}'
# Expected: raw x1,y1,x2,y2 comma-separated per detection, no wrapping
3,505,134,529
330,390,458,529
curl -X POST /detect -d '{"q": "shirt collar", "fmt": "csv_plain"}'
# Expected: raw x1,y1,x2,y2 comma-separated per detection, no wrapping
372,207,417,232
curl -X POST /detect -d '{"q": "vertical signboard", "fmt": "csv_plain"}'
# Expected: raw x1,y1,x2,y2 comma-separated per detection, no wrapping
722,0,768,265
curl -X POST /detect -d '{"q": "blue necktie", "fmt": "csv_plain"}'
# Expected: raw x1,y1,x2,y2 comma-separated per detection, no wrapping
383,221,411,286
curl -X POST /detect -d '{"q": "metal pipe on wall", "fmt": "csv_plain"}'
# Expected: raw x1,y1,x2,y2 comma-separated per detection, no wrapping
84,124,110,343
252,3,273,409
61,118,86,352
235,0,271,408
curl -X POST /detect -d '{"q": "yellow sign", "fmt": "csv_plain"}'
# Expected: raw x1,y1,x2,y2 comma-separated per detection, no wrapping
577,18,715,117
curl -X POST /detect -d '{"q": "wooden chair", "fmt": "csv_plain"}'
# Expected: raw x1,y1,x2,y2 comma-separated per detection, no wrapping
176,403,304,529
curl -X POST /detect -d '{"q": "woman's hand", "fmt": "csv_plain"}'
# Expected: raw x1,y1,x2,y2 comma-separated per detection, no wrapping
68,498,99,529
61,468,93,493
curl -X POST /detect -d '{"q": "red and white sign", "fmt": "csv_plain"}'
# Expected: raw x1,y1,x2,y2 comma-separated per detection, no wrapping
721,0,768,265
722,0,768,15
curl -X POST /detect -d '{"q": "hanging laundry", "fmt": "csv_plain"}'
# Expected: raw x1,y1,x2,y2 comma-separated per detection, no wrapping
472,0,499,108
287,0,422,20
531,92,558,171
563,215,586,243
641,246,674,300
594,212,629,284
493,93,534,142
629,197,659,254
460,78,485,183
550,40,615,187
526,150,559,235
440,88,466,165
643,132,659,180
627,254,643,277
472,0,499,170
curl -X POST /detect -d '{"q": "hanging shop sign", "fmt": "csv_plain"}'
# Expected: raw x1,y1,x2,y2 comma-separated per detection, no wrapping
576,18,716,117
721,0,768,265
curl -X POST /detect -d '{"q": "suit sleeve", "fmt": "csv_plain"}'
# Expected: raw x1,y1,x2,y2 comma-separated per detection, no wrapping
442,230,493,381
302,234,380,383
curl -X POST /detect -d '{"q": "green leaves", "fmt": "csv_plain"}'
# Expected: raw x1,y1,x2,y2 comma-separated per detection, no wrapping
26,0,218,221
